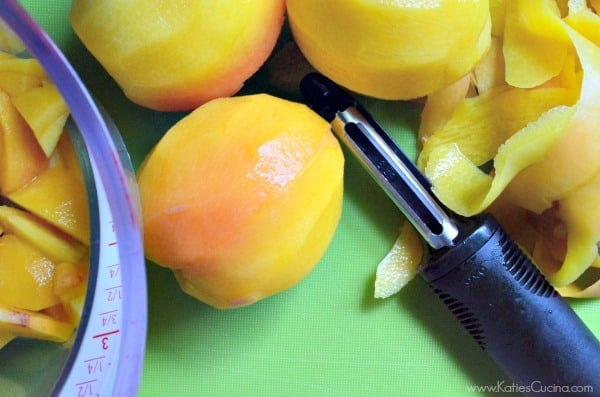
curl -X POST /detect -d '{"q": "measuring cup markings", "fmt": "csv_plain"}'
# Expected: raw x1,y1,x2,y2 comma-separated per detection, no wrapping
104,285,123,303
108,263,120,279
83,355,107,375
0,3,145,395
99,309,118,327
75,379,98,397
68,241,123,396
61,171,124,396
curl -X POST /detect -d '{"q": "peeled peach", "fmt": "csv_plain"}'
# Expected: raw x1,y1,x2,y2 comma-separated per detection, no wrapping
137,94,344,309
69,0,285,111
286,0,491,100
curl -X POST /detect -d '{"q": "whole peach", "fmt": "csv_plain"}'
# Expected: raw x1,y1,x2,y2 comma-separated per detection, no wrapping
137,94,344,308
287,0,491,100
70,0,285,111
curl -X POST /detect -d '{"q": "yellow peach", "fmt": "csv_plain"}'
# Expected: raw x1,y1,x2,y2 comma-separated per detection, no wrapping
70,0,285,111
286,0,491,100
137,94,344,309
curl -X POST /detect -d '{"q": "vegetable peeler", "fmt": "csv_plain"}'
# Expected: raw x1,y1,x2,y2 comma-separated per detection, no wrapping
300,72,600,395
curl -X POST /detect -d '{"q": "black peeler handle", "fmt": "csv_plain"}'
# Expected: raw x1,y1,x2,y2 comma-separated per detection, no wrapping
421,214,600,395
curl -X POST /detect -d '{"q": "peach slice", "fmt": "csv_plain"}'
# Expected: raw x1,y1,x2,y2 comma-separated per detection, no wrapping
11,83,69,157
0,205,87,264
0,71,43,97
0,89,48,194
0,304,74,343
0,57,47,79
7,133,90,244
0,234,59,312
0,332,15,349
0,20,25,54
53,262,88,325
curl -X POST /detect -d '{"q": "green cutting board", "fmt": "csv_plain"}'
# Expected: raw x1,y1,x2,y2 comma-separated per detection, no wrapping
21,2,600,396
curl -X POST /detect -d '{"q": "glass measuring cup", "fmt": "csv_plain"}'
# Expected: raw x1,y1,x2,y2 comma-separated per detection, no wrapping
0,1,147,395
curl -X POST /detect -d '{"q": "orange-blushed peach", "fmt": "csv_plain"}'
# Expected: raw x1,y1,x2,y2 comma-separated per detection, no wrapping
70,0,286,111
137,94,345,308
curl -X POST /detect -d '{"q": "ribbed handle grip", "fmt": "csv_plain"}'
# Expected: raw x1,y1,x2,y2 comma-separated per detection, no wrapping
421,215,600,396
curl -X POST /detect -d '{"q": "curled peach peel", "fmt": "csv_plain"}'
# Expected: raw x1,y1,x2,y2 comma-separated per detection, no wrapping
374,221,423,299
378,2,600,299
503,0,571,88
411,4,600,297
138,94,344,309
